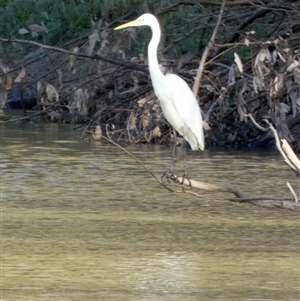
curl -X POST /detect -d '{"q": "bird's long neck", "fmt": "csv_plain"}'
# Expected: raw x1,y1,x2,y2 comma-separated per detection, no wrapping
148,20,164,82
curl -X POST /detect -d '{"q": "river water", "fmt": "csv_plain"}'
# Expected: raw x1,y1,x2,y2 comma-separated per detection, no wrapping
1,122,299,301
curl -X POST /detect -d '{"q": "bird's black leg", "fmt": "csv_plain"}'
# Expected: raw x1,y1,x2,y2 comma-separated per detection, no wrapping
161,128,177,182
181,139,192,190
170,128,177,173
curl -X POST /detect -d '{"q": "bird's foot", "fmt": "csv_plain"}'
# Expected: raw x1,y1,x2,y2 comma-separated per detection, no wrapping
178,173,192,191
161,170,177,183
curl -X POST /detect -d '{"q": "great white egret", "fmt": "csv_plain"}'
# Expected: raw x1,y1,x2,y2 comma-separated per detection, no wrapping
115,13,204,175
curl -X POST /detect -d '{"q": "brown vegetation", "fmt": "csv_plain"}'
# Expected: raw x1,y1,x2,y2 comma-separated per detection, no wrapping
0,0,299,152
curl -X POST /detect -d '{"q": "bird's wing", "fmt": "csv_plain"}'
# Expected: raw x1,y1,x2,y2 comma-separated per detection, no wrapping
164,74,202,125
164,73,204,150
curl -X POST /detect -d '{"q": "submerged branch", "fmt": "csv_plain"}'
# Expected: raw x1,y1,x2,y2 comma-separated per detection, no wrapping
166,174,300,211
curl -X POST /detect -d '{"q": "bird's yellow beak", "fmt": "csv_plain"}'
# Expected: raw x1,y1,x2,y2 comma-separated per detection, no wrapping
114,18,142,30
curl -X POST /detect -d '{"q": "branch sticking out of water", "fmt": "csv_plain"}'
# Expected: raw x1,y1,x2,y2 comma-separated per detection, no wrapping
166,174,300,212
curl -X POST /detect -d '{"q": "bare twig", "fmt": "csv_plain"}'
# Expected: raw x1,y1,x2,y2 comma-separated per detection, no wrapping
193,0,226,96
157,0,270,16
245,113,269,132
286,182,298,203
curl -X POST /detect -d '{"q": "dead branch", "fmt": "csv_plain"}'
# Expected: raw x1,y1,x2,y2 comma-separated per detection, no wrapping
0,37,149,74
264,119,300,177
157,0,270,15
164,174,300,211
226,3,285,44
193,0,226,96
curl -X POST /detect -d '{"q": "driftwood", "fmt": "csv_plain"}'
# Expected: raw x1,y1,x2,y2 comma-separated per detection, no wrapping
167,174,299,212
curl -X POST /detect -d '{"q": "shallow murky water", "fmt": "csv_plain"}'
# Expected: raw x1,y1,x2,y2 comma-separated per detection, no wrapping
1,122,299,300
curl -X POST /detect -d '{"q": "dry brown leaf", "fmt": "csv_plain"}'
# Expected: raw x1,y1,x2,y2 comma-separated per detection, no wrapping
285,78,293,93
14,66,26,83
88,30,100,55
253,48,272,76
288,88,300,117
29,24,45,32
139,53,145,63
152,103,160,113
234,52,243,74
245,30,255,35
37,81,43,94
100,28,108,40
237,81,248,122
270,74,284,98
137,97,147,107
203,84,215,93
0,60,9,73
127,111,136,131
130,57,140,63
46,83,59,102
29,24,45,37
90,17,96,28
119,49,126,59
237,106,245,122
111,41,121,54
68,47,78,71
152,126,161,138
92,125,102,141
270,49,278,63
18,28,29,35
227,131,237,143
253,75,264,93
141,113,150,130
3,74,12,90
277,50,286,63
293,68,300,85
202,120,211,131
71,88,89,114
125,28,137,41
286,61,299,73
279,102,290,114
100,38,109,51
228,64,237,85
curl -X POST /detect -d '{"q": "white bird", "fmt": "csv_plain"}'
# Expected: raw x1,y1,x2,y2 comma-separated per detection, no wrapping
115,13,204,174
